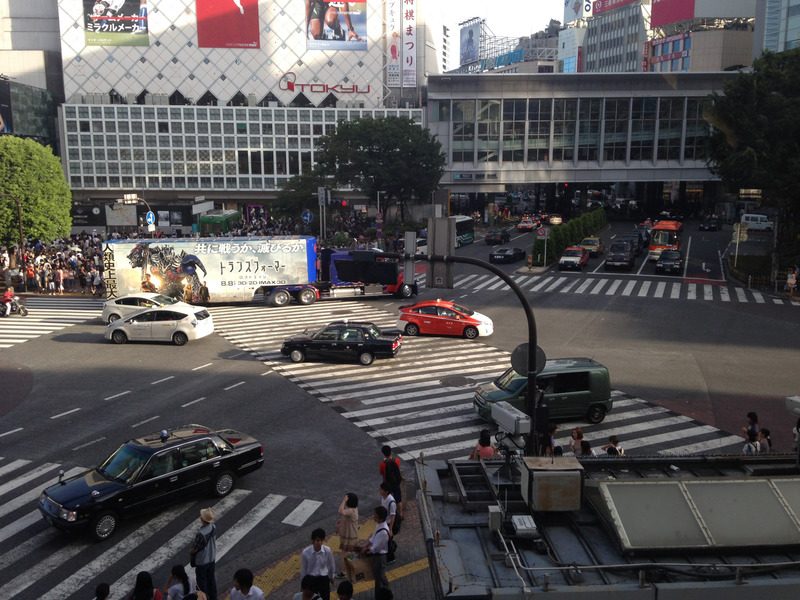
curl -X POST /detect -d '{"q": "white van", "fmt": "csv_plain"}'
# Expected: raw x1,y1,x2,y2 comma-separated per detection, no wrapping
741,213,774,232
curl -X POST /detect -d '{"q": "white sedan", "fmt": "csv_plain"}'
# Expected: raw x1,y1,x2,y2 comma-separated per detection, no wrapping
102,293,189,324
105,305,215,346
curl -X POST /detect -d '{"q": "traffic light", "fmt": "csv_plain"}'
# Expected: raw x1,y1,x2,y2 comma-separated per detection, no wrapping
341,200,347,207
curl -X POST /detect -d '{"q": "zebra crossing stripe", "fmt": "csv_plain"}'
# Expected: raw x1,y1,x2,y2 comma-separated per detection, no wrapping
216,494,287,560
719,287,730,301
282,499,323,526
622,280,636,296
545,276,567,292
654,281,666,298
605,279,623,295
0,458,31,478
367,412,480,437
575,279,594,294
346,392,475,419
0,509,40,545
559,278,581,293
637,281,651,297
531,277,553,291
590,279,608,295
704,285,714,301
687,283,697,300
0,466,85,520
473,277,496,291
752,291,765,303
735,287,747,302
0,462,60,501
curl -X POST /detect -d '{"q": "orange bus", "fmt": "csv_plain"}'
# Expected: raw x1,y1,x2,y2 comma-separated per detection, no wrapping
648,220,683,261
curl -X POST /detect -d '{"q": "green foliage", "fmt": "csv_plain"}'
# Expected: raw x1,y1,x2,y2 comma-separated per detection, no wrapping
0,137,71,246
276,171,329,220
313,116,446,220
703,49,800,234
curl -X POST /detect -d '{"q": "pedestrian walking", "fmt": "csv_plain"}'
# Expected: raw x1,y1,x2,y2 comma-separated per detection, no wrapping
300,528,335,600
742,412,759,438
743,430,759,455
757,428,772,453
379,445,404,519
163,564,200,600
336,493,359,579
469,429,500,459
360,505,390,599
127,571,162,600
190,508,218,600
569,427,584,454
378,483,398,563
229,568,264,600
292,575,321,600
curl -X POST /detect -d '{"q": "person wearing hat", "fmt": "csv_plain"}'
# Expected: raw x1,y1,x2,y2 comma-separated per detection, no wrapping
190,508,218,600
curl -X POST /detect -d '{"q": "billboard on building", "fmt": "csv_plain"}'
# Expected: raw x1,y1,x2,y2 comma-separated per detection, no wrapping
386,0,402,86
197,0,260,49
460,23,480,66
0,80,12,134
402,0,417,87
651,0,695,28
564,0,594,23
592,0,638,16
83,0,149,46
306,1,368,51
695,0,755,19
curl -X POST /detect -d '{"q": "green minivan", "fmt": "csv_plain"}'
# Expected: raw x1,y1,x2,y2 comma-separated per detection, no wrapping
473,358,613,425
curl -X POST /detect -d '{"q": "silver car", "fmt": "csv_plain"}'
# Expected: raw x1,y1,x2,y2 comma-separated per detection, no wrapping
104,305,215,346
102,293,188,324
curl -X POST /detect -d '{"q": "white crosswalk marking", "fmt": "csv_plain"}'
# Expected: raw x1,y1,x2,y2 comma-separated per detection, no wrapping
574,279,594,294
735,287,748,302
0,297,102,350
590,279,608,295
670,282,681,299
720,287,730,302
637,281,651,297
282,499,323,526
531,277,554,292
704,285,714,301
653,281,666,298
622,280,636,296
687,283,697,300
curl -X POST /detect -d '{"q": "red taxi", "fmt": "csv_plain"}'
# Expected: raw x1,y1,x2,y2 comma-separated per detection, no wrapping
396,299,494,339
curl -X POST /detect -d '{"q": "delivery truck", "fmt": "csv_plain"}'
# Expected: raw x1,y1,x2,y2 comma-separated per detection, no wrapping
101,237,418,306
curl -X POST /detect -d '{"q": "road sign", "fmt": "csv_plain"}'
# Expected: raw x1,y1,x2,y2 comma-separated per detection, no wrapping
510,343,547,376
732,231,748,243
318,187,325,207
376,212,383,222
301,210,313,224
146,211,155,225
536,227,548,239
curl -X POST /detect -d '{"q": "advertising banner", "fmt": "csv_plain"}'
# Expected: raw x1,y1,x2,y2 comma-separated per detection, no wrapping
83,0,149,46
651,0,695,28
564,0,594,23
197,0,260,48
385,0,402,86
460,23,479,66
402,0,417,87
306,1,367,51
102,237,317,303
592,0,638,16
0,80,12,134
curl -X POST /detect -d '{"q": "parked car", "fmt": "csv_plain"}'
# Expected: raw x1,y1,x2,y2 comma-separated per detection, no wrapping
517,218,536,231
558,246,589,271
281,321,401,366
39,425,264,540
699,217,720,231
396,299,493,339
105,304,214,346
605,241,635,271
485,229,511,245
489,247,526,264
548,214,564,226
102,293,190,324
617,232,645,256
579,237,604,257
473,359,613,425
655,249,684,275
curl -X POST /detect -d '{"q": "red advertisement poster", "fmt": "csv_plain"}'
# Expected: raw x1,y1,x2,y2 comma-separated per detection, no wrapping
196,0,260,49
651,0,696,28
593,0,638,16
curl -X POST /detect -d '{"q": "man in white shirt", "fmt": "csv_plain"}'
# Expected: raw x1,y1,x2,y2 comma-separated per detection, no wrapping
299,527,335,600
361,506,391,598
379,483,397,563
230,568,264,600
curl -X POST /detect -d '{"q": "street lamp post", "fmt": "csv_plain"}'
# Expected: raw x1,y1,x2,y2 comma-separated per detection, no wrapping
0,194,25,292
376,190,386,216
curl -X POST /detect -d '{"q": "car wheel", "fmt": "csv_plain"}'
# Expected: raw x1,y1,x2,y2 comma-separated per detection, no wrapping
587,405,606,425
173,331,188,346
397,284,413,299
358,351,374,366
463,326,479,340
289,348,305,363
111,330,128,344
107,314,120,324
269,289,291,307
405,323,420,336
90,510,118,541
212,471,235,497
297,287,316,306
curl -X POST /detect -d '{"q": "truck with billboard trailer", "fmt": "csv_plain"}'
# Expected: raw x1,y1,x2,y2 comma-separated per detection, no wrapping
101,237,418,307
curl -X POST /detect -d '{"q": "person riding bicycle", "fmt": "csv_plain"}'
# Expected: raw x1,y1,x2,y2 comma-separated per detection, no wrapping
3,286,15,316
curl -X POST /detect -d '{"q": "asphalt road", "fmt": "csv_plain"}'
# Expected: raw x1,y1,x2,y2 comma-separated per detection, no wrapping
1,218,799,598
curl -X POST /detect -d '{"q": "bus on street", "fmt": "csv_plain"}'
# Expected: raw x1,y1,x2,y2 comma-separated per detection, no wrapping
452,215,475,247
648,220,683,261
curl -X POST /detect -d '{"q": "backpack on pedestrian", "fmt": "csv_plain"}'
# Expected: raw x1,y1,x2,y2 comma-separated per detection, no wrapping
383,458,402,492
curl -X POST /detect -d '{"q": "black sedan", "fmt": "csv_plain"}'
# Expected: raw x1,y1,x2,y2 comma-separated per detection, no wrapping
700,217,720,231
485,229,511,245
655,249,684,275
489,247,526,264
281,320,401,366
39,425,264,540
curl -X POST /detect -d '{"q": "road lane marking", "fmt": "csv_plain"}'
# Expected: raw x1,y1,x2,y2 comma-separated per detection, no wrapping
224,381,246,391
182,397,206,407
50,408,80,419
72,437,106,451
0,466,84,519
151,376,175,385
215,494,286,561
0,428,22,439
282,499,323,527
637,281,651,297
132,416,159,427
621,280,636,296
192,362,213,370
0,458,31,479
105,390,131,401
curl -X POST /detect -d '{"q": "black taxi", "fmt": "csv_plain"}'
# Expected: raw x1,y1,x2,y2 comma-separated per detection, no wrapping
280,320,402,366
39,425,263,540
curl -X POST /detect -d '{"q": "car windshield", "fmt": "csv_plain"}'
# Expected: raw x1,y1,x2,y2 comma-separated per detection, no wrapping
581,239,597,246
366,324,382,338
153,294,177,305
563,250,582,257
661,251,681,260
98,443,150,484
450,303,474,316
609,243,629,252
496,368,527,393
